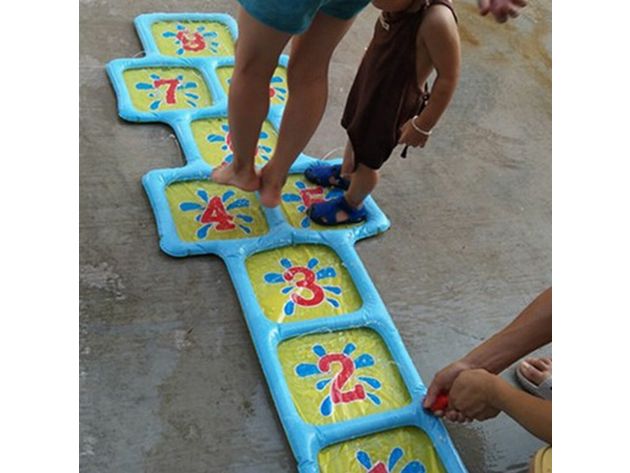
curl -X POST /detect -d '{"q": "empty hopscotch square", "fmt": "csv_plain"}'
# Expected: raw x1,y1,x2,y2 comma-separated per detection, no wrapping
191,117,278,168
151,20,235,57
166,180,268,241
246,245,362,323
123,67,212,112
216,65,288,106
278,329,410,425
318,426,446,473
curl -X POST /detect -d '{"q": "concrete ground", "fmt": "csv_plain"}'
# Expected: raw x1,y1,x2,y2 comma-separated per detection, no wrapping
80,1,551,472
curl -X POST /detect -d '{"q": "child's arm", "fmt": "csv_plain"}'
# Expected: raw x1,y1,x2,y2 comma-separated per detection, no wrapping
449,369,552,444
399,6,460,148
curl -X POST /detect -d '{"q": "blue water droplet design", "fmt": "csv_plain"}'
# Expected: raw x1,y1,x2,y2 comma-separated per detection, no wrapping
280,258,292,269
343,343,356,355
222,190,235,202
237,214,254,223
196,224,211,239
323,286,342,295
320,395,333,416
295,363,320,377
358,376,382,389
180,202,203,211
326,298,340,308
356,451,372,469
315,378,332,391
389,448,404,471
207,134,225,143
312,345,326,357
366,392,382,405
281,194,301,203
316,267,336,279
284,300,295,316
401,461,425,473
264,273,284,284
354,354,375,369
226,199,249,210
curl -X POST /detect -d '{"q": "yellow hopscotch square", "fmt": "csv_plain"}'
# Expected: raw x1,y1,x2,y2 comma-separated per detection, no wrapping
319,426,446,473
216,65,288,106
124,67,212,112
165,180,268,241
191,117,278,168
246,245,362,323
152,21,235,57
278,329,410,425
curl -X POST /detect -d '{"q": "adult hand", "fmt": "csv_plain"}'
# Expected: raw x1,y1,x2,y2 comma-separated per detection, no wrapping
399,119,430,148
423,360,472,418
478,0,527,23
449,369,502,421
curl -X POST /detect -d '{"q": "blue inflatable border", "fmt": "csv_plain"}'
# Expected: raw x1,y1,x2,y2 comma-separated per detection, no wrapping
106,12,467,473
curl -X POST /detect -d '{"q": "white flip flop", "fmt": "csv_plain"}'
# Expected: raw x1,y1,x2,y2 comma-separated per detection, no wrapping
516,361,552,401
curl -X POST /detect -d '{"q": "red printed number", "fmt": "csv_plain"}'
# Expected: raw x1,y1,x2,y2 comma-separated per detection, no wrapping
318,353,366,404
283,267,324,307
153,78,180,104
200,196,236,230
299,187,325,208
367,463,388,473
176,30,206,52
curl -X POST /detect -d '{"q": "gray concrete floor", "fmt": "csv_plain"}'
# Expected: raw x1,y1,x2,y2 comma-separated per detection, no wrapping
80,1,551,472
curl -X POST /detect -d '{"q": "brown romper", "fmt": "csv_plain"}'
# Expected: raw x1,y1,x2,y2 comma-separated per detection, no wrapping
341,0,457,170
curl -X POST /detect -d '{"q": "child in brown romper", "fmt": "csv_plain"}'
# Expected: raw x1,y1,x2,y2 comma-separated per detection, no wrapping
306,0,461,225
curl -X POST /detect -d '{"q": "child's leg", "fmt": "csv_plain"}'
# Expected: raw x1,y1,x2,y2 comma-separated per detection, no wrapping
340,140,355,178
212,7,291,191
345,163,379,209
259,11,355,207
307,163,377,225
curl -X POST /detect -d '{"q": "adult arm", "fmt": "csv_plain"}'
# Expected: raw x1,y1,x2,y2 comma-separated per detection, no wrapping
424,287,552,412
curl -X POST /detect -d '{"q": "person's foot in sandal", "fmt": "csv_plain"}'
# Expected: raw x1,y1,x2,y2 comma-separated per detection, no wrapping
307,195,367,225
304,164,351,190
516,357,552,400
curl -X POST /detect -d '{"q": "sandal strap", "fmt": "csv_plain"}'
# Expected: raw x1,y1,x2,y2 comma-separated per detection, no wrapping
309,196,367,225
304,164,350,190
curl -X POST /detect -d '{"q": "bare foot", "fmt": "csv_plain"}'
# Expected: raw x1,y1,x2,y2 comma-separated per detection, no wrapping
259,164,286,208
517,357,552,400
211,163,260,192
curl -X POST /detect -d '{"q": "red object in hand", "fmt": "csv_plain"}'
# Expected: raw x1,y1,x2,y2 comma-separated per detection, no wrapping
429,392,449,413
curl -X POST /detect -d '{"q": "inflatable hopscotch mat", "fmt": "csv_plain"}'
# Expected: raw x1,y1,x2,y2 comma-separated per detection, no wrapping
107,13,467,473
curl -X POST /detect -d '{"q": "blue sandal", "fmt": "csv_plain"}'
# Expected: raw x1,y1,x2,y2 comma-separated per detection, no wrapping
308,196,367,226
304,164,350,190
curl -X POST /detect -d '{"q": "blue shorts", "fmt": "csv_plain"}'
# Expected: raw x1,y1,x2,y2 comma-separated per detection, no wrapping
237,0,371,34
